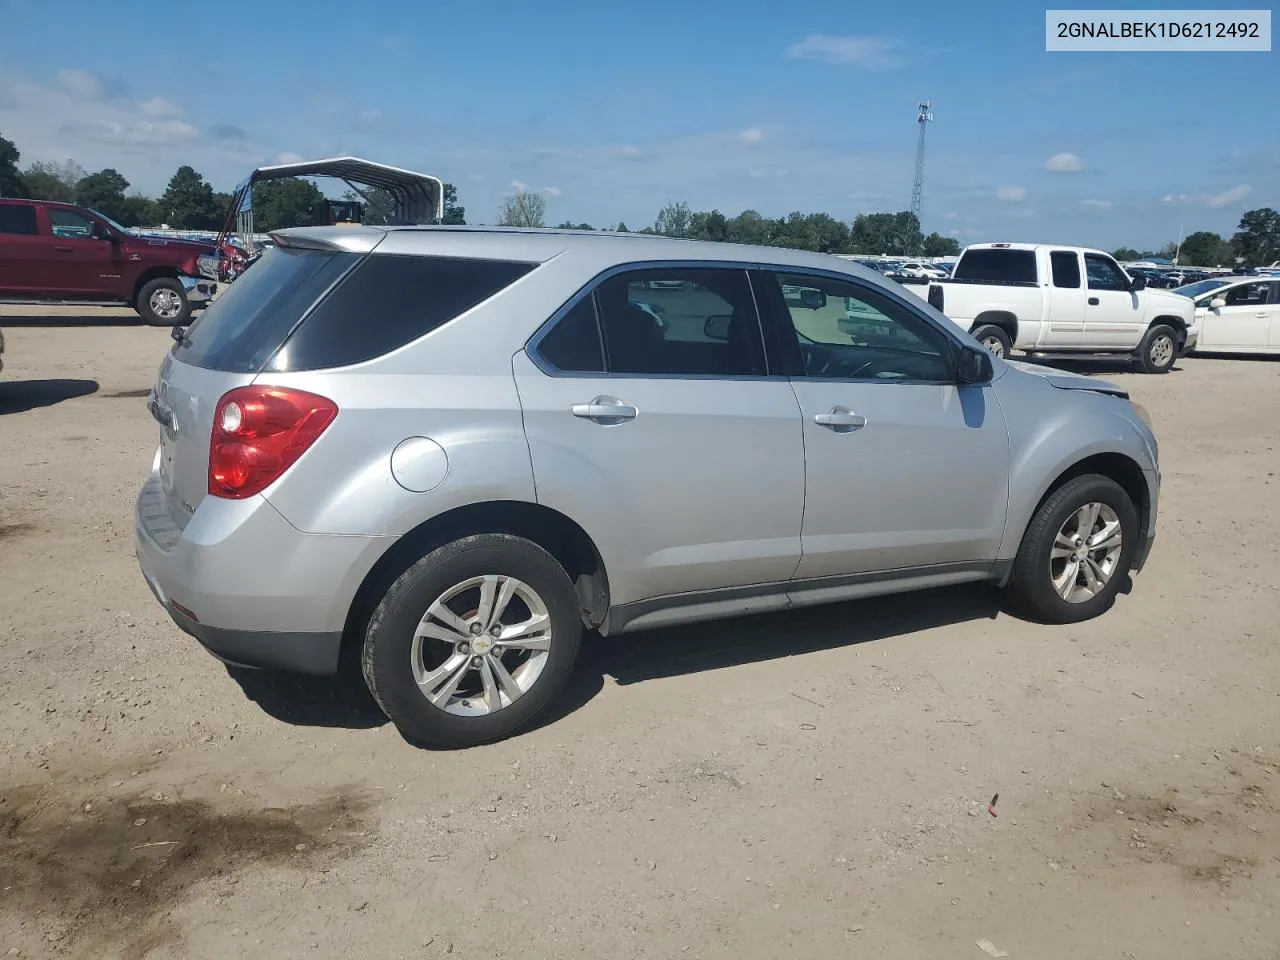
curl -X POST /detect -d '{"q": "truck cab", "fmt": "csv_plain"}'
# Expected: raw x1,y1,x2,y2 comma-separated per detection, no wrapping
0,199,219,325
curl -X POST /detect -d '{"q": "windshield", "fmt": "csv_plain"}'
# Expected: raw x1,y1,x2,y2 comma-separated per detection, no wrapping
89,209,134,236
1173,278,1231,299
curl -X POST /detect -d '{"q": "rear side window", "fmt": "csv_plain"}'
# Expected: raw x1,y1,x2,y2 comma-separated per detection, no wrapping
273,255,536,371
954,249,1038,284
1050,251,1081,288
174,247,358,373
0,204,38,235
537,297,605,373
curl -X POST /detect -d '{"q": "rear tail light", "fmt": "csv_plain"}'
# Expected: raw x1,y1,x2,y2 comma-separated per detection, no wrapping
208,386,338,499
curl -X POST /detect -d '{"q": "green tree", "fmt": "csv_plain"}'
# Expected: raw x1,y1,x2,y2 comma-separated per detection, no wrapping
769,211,850,253
441,182,465,224
19,160,87,202
118,193,160,227
848,211,922,256
75,168,131,221
1176,231,1232,267
0,131,23,198
160,165,219,229
1230,208,1280,267
921,232,961,257
614,221,629,233
725,209,773,246
252,178,325,231
653,200,693,238
1112,247,1141,261
497,189,546,227
555,221,594,230
689,209,729,242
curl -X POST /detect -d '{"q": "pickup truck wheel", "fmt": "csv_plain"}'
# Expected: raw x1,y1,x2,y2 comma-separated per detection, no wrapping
136,277,191,326
1006,474,1138,624
361,534,583,749
970,324,1012,359
1136,325,1177,373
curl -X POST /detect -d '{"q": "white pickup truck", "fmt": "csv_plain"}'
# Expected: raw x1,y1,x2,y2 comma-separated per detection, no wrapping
925,243,1198,373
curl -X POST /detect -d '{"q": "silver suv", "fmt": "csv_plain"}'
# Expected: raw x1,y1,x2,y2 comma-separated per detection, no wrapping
136,227,1160,748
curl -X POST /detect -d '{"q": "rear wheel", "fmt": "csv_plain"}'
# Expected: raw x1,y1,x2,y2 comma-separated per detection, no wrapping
361,534,583,748
1006,474,1138,624
136,277,191,326
970,324,1012,359
1135,324,1177,373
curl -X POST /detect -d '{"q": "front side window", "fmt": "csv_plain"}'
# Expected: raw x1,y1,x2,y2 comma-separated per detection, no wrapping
1050,251,1081,288
770,271,953,382
47,208,98,239
1222,281,1271,306
594,268,765,376
1084,254,1130,292
0,204,38,235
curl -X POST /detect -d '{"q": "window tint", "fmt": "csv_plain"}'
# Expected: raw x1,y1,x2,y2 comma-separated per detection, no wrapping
537,297,605,373
1223,281,1271,306
1050,251,1081,288
1084,254,1130,292
275,255,536,371
772,272,953,382
0,204,38,235
953,249,1037,283
173,247,359,373
595,268,765,376
48,208,97,239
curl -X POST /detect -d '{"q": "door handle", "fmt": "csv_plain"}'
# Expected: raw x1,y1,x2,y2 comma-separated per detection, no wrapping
813,407,867,430
1088,297,1100,305
54,245,74,253
570,396,637,423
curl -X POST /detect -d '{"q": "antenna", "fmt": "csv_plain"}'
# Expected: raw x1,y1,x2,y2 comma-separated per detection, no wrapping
910,100,933,229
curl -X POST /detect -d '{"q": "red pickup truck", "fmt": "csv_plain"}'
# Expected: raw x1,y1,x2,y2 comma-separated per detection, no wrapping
0,198,220,325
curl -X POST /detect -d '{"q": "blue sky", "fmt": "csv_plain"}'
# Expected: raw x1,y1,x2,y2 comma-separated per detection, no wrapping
1,0,1275,248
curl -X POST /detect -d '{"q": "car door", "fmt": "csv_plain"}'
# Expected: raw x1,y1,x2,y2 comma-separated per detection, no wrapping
1082,253,1142,347
512,264,805,607
0,202,47,294
44,207,120,296
1199,280,1273,350
755,269,1010,581
1041,249,1087,346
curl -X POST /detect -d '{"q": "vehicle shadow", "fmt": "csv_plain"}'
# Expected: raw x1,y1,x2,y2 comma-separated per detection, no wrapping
0,378,99,414
224,583,1005,740
0,313,145,328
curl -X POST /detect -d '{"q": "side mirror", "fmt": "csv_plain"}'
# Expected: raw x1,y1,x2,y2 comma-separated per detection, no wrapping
704,314,733,341
1129,273,1146,291
798,288,827,310
957,344,994,384
1209,297,1226,310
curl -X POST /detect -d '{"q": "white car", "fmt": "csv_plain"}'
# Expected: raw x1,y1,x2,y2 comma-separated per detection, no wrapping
897,261,948,279
1178,276,1280,354
927,243,1198,373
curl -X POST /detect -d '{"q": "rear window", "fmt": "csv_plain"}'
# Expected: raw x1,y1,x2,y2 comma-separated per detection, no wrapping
270,255,536,371
0,204,38,235
172,246,359,373
954,249,1038,284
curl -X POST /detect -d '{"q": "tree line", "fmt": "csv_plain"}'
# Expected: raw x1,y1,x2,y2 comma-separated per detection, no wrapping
3,130,1277,264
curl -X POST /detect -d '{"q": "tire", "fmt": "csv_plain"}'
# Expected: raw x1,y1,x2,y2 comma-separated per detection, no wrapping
361,534,583,749
1135,324,1177,374
970,324,1013,359
1006,474,1138,624
136,277,191,326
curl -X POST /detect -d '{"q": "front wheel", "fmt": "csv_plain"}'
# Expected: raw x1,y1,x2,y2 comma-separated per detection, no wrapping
361,534,583,748
136,277,191,326
1006,474,1138,624
1135,324,1177,374
970,324,1013,359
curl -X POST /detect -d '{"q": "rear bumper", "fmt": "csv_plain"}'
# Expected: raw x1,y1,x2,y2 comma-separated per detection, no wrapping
134,468,391,675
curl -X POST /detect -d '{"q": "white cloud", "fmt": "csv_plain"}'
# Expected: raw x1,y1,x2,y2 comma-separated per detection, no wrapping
62,118,199,146
274,151,305,164
543,186,561,196
357,107,383,127
138,96,182,118
1002,207,1035,219
996,185,1027,202
738,127,764,146
1080,199,1112,210
948,228,962,236
1044,152,1084,173
510,179,529,192
1161,185,1251,208
56,69,104,100
784,34,897,69
944,211,958,219
607,144,641,158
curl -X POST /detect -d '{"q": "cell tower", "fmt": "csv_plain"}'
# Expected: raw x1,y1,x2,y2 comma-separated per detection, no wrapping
910,100,933,223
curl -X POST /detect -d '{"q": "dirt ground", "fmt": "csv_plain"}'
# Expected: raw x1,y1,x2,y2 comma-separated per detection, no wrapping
2,305,1279,960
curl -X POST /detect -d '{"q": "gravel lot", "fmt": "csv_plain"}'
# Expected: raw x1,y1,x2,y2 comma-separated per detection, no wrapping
2,306,1279,960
